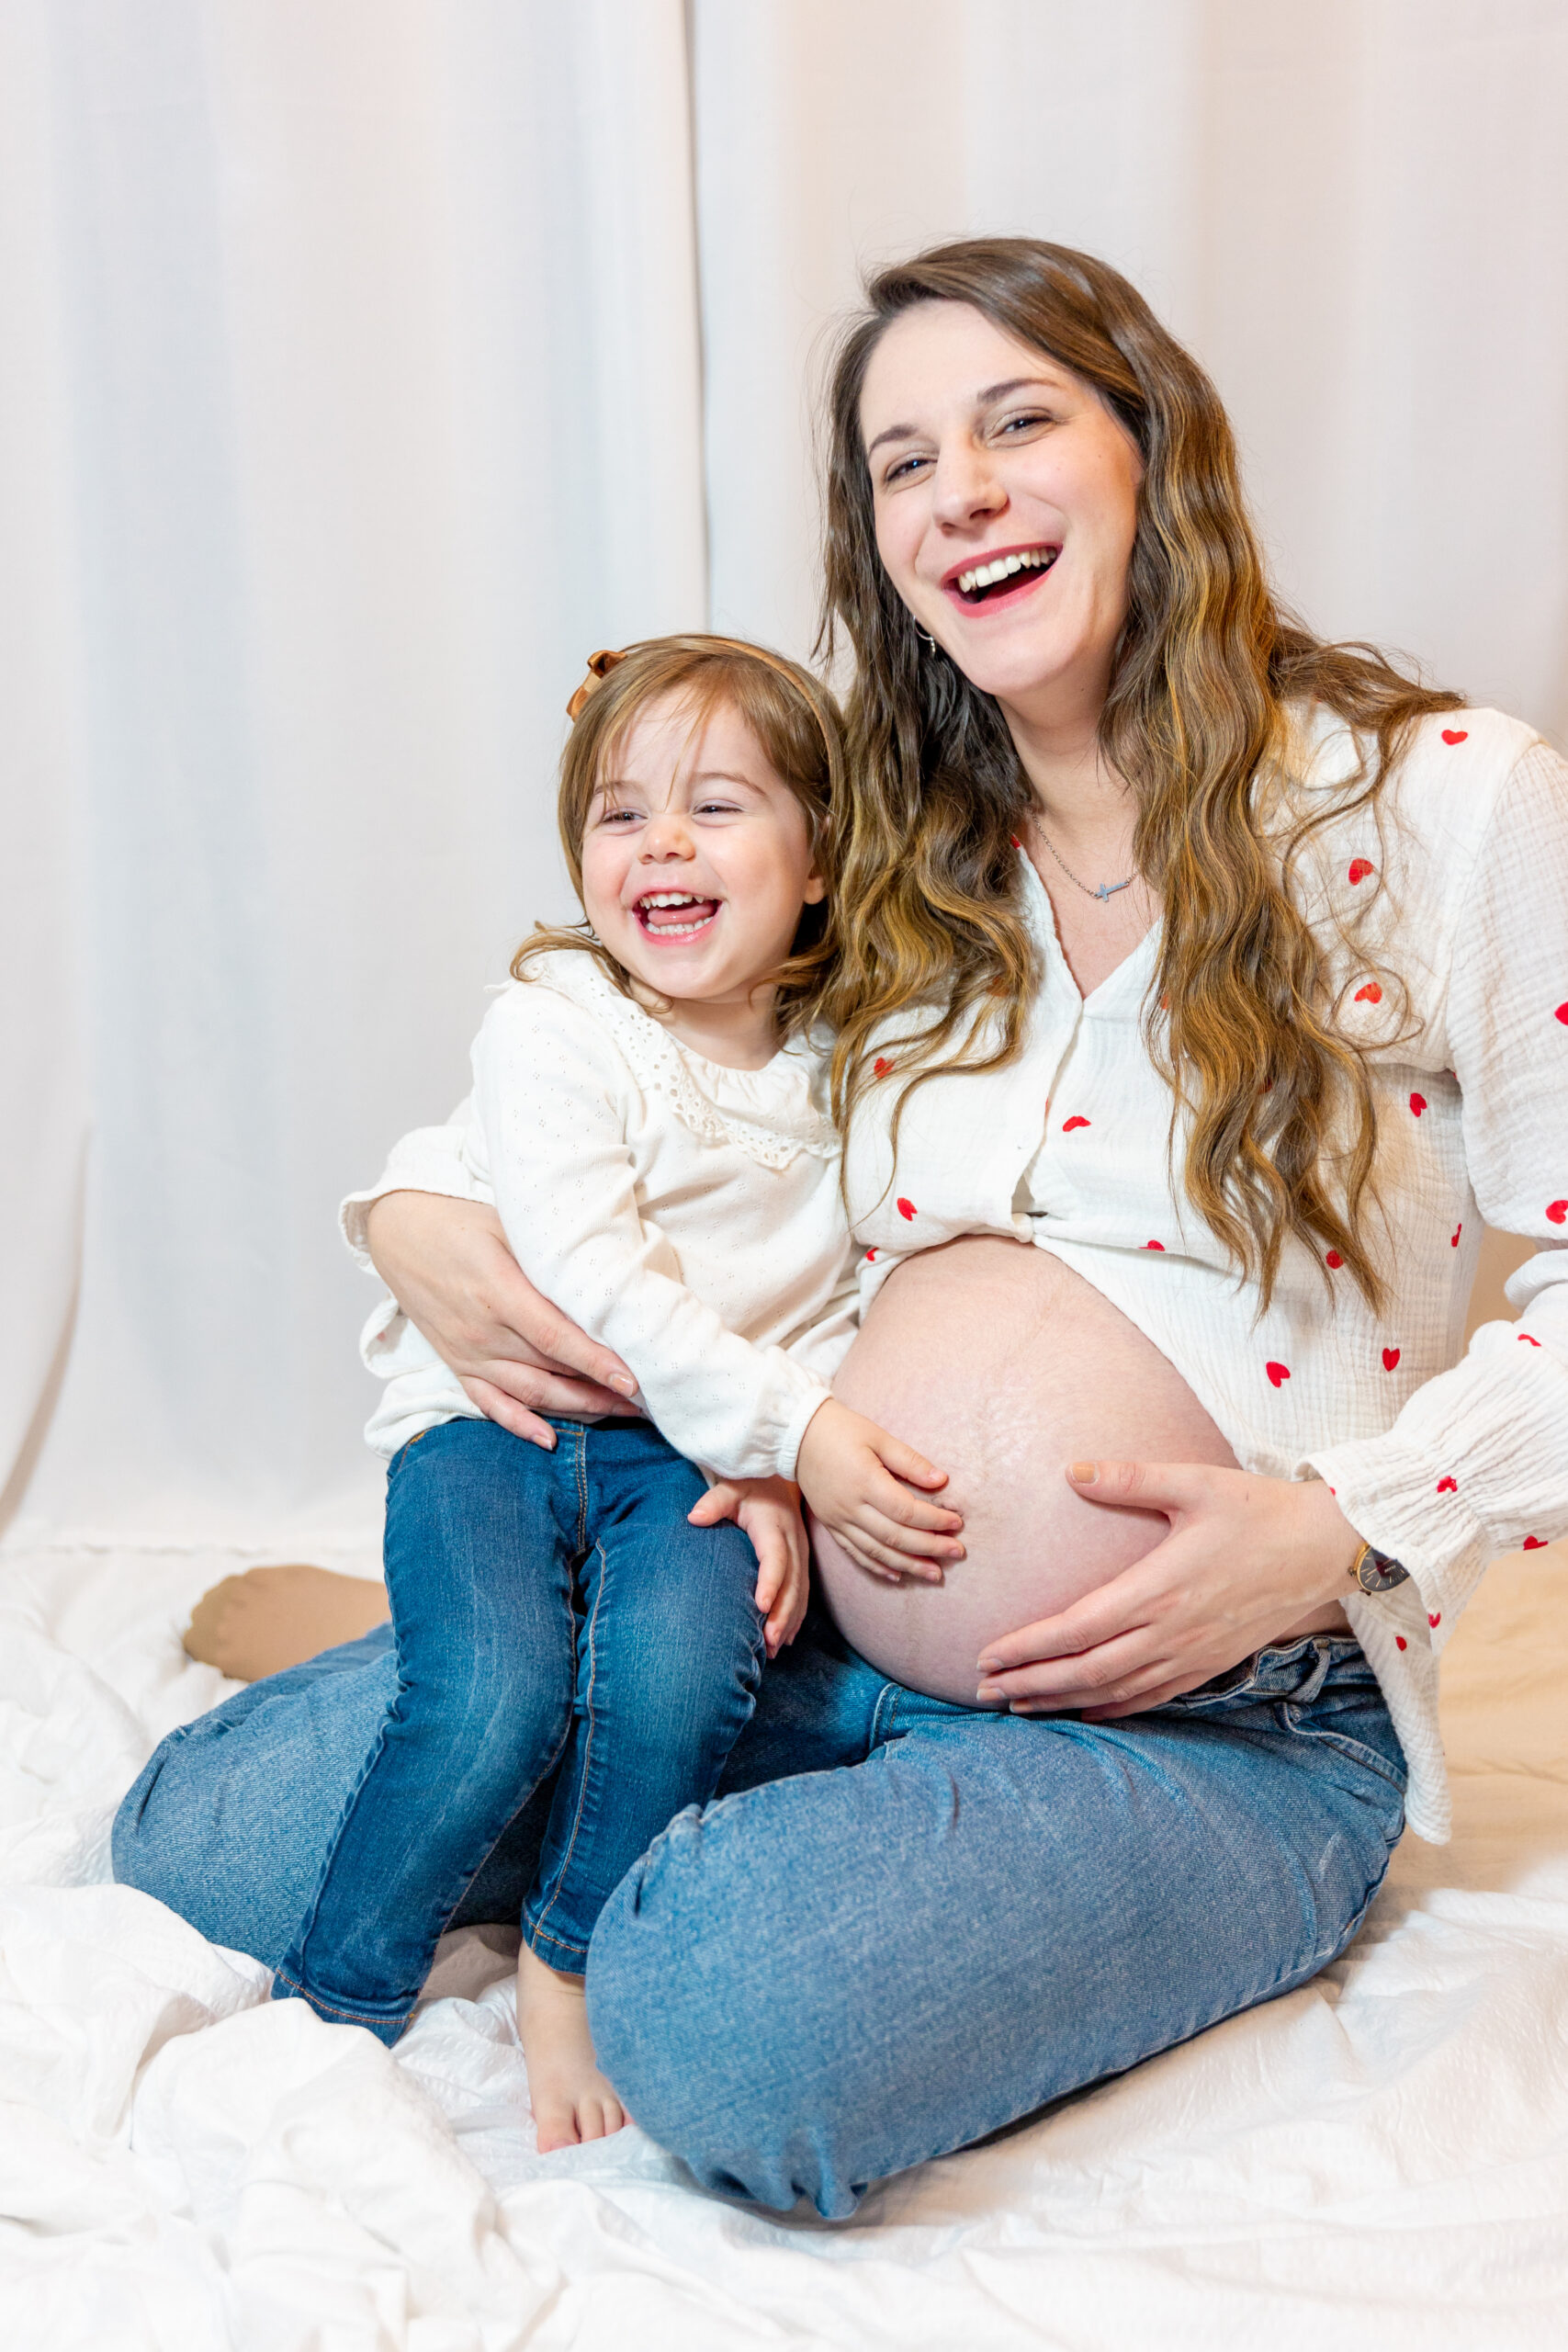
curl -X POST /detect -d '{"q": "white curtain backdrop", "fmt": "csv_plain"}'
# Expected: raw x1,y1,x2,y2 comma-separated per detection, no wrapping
4,0,1565,1551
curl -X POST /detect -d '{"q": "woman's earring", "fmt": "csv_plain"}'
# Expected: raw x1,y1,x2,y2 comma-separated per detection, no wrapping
919,629,937,650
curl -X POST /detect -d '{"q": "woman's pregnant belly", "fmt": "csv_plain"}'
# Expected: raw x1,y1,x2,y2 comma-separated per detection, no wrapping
810,1236,1241,1705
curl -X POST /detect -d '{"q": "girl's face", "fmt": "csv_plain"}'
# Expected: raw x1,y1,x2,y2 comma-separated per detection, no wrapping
579,693,825,1015
859,300,1144,729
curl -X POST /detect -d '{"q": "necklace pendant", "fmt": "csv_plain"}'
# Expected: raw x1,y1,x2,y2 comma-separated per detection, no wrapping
1093,877,1132,901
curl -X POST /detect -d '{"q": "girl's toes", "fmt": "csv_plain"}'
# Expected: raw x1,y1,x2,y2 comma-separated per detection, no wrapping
579,2088,626,2143
532,2096,581,2153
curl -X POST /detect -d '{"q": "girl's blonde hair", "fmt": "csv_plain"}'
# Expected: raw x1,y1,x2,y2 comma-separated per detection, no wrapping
513,634,844,1040
817,238,1462,1308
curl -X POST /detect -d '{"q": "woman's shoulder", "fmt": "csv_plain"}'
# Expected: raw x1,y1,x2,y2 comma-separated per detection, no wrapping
1288,700,1549,813
1283,700,1561,877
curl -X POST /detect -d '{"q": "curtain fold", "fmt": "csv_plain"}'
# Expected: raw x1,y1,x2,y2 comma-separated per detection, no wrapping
3,0,1564,1544
6,0,705,1542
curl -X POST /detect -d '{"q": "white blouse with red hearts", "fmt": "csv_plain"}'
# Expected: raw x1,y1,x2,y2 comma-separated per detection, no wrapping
845,706,1568,1841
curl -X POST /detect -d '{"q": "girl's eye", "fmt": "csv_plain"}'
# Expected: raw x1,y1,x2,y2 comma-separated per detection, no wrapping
597,807,640,827
694,801,742,817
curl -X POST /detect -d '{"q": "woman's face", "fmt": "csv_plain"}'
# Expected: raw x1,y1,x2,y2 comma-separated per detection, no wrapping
859,300,1144,729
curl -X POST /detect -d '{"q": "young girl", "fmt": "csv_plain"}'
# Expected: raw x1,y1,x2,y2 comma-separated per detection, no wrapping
273,635,963,2147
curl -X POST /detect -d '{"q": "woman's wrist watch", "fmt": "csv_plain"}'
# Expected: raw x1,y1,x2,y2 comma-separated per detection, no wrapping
1347,1539,1410,1595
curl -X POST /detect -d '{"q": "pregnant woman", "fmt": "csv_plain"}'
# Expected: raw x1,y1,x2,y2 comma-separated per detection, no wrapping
118,239,1568,2216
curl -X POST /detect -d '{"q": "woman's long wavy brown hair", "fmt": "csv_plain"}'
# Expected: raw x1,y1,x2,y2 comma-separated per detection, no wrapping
513,634,843,1040
817,238,1462,1308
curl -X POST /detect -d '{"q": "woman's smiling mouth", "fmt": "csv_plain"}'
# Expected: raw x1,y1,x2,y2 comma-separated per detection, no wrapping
635,890,721,938
942,544,1060,611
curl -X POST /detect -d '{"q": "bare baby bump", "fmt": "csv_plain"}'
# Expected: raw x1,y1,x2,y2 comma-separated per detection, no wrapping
811,1237,1238,1705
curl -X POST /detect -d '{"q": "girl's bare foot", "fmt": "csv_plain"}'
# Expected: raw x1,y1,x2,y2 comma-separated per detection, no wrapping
183,1564,389,1681
514,1939,627,2151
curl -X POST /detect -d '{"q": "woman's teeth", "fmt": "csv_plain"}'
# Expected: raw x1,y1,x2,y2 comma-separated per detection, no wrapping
955,547,1057,599
637,892,717,936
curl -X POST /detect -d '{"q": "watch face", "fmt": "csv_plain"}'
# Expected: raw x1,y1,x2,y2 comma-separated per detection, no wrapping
1358,1547,1411,1594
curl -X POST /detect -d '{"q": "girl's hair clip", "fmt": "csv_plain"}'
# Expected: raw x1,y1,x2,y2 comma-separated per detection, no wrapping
566,647,626,721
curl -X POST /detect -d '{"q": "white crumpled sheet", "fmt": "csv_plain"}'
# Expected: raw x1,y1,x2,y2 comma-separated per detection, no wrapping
2,1536,1565,2350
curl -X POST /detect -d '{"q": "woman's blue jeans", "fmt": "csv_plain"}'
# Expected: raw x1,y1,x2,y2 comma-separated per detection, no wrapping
125,1416,764,2042
115,1542,1405,2217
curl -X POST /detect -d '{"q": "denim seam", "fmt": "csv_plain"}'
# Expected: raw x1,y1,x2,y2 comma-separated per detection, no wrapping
572,1424,590,1556
1280,1712,1409,1800
868,1678,904,1750
522,1915,590,1963
527,1538,608,1953
270,1963,412,2028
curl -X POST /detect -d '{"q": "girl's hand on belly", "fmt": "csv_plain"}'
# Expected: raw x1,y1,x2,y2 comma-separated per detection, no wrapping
974,1460,1361,1716
795,1399,964,1583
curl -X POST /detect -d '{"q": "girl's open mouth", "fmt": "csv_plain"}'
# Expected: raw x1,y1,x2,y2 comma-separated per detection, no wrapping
635,891,720,939
942,545,1059,612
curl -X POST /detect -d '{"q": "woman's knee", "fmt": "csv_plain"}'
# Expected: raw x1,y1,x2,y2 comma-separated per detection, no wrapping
584,1801,866,2217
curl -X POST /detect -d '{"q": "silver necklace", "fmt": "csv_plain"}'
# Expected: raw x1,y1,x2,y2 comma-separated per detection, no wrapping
1031,820,1136,905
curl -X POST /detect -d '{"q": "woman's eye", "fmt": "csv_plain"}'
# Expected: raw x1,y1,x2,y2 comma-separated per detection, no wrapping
882,452,931,487
997,410,1051,438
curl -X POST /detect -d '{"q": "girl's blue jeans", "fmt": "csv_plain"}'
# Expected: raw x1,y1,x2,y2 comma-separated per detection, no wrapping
174,1416,763,2041
114,1464,1406,2218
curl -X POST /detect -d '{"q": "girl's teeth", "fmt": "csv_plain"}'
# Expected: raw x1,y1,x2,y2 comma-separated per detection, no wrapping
637,892,716,937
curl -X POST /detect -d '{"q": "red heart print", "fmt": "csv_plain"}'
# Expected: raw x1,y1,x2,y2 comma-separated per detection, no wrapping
1348,858,1374,885
1382,1347,1401,1371
864,1247,877,1262
1325,1250,1343,1269
1409,1092,1427,1117
1428,1612,1441,1627
1440,729,1468,745
1266,1361,1291,1387
1145,1239,1165,1250
1524,1535,1547,1550
1395,1635,1408,1651
1010,833,1021,849
873,1057,894,1077
1450,1225,1461,1247
1353,981,1382,1003
1556,1003,1568,1025
1520,1333,1542,1347
1062,1115,1091,1132
896,1197,917,1221
1437,1476,1457,1493
1547,1200,1567,1225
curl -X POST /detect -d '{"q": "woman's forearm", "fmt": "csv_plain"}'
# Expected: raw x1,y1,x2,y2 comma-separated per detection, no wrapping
363,1190,637,1443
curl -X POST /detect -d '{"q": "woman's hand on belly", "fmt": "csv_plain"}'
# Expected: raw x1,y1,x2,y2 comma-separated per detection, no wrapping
975,1459,1360,1717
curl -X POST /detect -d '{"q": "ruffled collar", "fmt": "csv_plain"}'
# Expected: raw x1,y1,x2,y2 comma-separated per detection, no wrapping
529,951,838,1170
